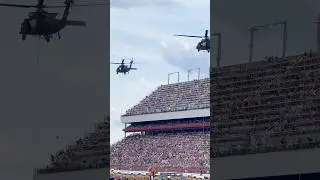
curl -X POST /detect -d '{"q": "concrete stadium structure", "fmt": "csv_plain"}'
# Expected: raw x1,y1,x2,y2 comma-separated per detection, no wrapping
34,113,109,180
34,168,107,180
211,53,320,179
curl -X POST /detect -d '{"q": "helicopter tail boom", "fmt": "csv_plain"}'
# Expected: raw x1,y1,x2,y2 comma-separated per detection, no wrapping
66,20,86,27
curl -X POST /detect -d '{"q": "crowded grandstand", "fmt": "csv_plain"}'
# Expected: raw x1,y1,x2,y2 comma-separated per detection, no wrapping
211,52,320,179
110,78,210,178
33,113,109,179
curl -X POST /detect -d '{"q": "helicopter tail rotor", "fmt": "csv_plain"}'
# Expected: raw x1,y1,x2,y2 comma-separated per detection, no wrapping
205,30,208,38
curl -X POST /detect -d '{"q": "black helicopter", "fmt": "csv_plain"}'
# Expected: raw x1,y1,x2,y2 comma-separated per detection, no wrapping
174,30,210,52
111,59,137,75
0,0,106,42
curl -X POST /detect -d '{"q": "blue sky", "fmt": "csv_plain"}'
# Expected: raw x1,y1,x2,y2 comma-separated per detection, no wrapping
110,0,210,144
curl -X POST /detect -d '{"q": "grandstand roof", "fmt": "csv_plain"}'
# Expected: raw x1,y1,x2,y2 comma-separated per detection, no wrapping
122,78,210,117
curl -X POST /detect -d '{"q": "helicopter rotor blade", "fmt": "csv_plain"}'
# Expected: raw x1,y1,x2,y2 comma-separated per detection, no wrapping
174,34,203,38
118,62,140,64
0,1,107,9
0,3,37,8
73,3,108,7
130,60,146,64
43,3,107,8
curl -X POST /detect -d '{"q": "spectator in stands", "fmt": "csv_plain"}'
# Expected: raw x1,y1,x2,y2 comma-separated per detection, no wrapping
110,131,209,172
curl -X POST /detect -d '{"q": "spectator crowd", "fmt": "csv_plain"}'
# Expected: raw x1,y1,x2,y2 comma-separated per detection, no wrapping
124,78,210,116
110,132,210,172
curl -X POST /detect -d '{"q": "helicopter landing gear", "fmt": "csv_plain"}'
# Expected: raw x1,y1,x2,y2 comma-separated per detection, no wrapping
51,33,61,40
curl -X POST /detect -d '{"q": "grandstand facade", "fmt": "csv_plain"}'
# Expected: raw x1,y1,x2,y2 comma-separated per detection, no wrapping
211,53,320,179
111,78,210,175
34,113,109,180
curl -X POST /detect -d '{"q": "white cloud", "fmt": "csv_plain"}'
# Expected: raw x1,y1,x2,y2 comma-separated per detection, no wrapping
160,39,210,72
110,0,180,9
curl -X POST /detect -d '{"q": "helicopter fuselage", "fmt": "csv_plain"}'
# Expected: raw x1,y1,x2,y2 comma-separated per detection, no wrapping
196,38,210,52
116,64,136,74
21,16,66,36
116,65,129,74
0,0,96,42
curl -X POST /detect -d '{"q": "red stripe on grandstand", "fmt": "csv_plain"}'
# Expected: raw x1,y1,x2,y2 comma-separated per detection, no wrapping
111,166,209,174
123,123,209,132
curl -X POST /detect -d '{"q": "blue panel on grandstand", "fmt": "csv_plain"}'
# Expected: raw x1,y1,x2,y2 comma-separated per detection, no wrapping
130,117,209,126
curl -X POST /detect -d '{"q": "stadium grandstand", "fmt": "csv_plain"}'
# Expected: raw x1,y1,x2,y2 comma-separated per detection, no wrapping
110,77,210,179
211,52,320,179
32,113,109,180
